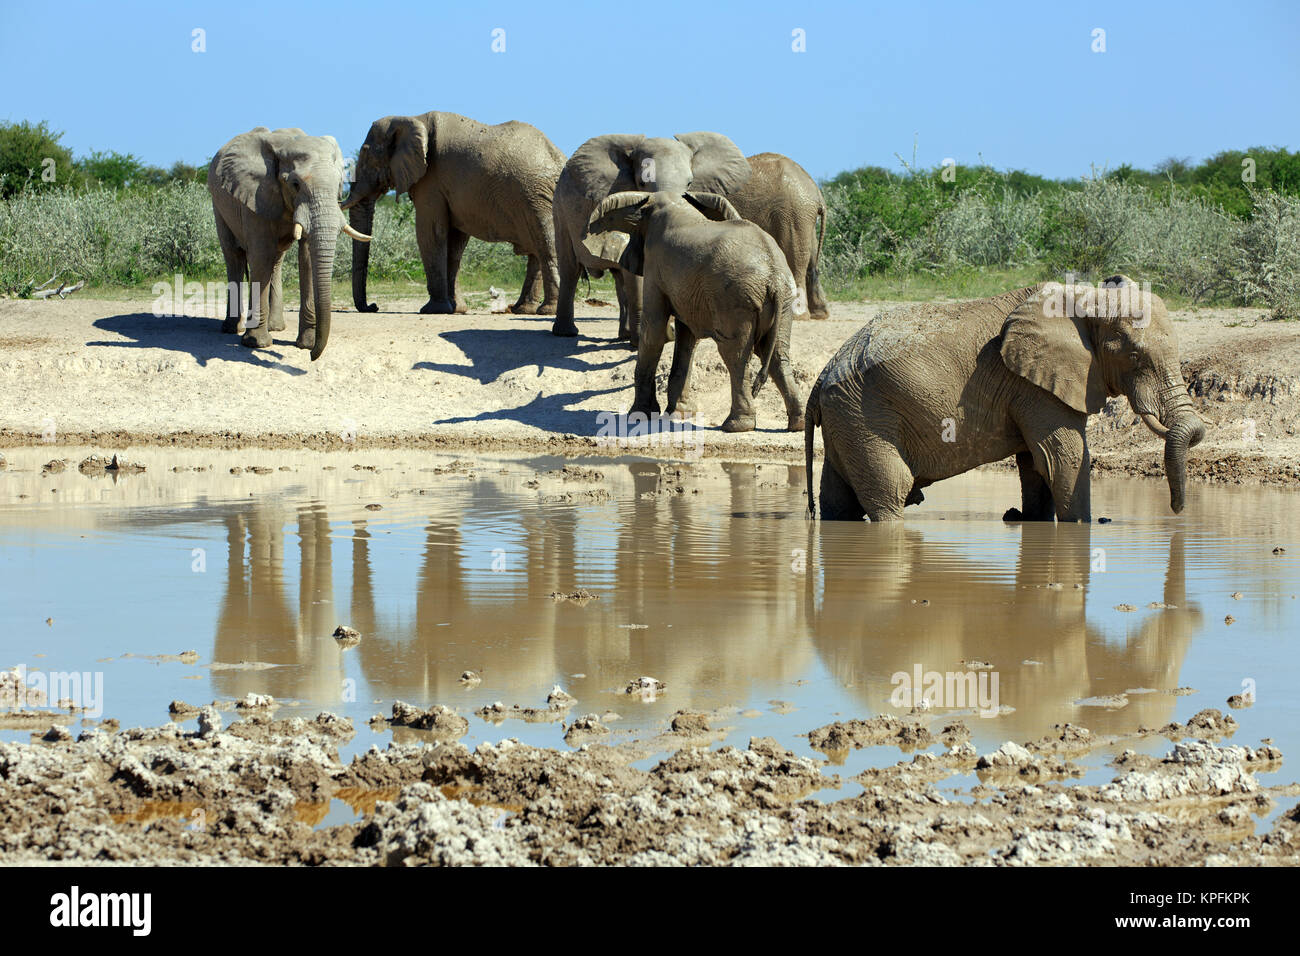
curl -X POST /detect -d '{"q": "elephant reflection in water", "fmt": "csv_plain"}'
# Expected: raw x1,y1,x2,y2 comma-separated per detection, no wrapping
601,460,815,696
806,525,1202,739
212,501,348,703
342,463,816,708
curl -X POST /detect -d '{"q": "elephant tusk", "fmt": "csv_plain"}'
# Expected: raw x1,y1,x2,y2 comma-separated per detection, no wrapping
293,223,304,240
1139,411,1170,438
340,221,372,242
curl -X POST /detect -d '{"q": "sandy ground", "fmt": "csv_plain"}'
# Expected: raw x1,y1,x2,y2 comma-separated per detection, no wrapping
1,294,1297,484
0,702,1294,866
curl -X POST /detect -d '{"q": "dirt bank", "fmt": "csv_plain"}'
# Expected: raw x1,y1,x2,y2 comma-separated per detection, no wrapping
0,296,1297,484
0,705,1294,866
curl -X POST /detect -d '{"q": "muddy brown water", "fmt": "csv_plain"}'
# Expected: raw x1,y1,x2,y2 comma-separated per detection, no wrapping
2,446,1297,812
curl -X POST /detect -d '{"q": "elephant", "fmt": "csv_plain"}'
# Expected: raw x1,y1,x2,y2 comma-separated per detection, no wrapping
804,276,1206,521
582,190,805,433
550,132,753,342
727,152,830,321
208,127,370,359
343,112,566,316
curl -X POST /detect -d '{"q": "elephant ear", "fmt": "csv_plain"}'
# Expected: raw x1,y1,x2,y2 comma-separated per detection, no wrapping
1000,283,1108,415
565,134,644,200
211,129,285,220
675,131,752,194
582,192,650,274
684,191,742,222
388,117,430,195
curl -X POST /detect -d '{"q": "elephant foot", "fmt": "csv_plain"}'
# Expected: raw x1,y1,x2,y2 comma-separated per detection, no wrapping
509,302,540,315
720,414,756,433
629,402,661,419
1003,507,1025,522
807,309,831,321
454,299,468,315
240,329,272,349
419,298,456,315
551,319,579,337
665,404,697,422
221,317,240,334
537,302,557,316
269,317,287,332
353,301,379,313
295,329,316,351
786,414,805,432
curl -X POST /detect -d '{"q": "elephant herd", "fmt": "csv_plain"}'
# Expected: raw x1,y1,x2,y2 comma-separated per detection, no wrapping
208,113,1204,524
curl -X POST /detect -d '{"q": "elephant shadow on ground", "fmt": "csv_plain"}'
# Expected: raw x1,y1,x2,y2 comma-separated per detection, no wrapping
416,327,630,385
417,327,640,435
86,313,308,375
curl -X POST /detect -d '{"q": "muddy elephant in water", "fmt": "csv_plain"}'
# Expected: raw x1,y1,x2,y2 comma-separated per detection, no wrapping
343,112,566,316
583,191,804,432
208,127,371,359
805,276,1206,521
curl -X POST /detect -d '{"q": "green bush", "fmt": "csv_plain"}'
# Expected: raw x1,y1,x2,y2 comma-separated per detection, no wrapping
1233,188,1300,319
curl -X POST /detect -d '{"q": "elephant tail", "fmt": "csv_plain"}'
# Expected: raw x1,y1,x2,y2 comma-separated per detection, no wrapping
805,380,821,519
750,284,781,398
816,199,826,264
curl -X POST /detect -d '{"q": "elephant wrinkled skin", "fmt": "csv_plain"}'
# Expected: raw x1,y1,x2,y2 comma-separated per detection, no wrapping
345,112,565,317
208,127,370,359
805,277,1206,522
583,191,805,433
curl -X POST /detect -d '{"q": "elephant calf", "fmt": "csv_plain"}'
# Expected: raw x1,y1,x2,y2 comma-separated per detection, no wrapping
805,277,1206,521
583,191,804,433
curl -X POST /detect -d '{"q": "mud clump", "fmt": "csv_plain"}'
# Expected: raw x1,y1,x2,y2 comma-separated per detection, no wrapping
1161,708,1239,740
78,453,146,476
625,676,666,699
388,702,469,739
808,716,934,756
563,714,610,745
670,712,712,735
550,590,599,605
333,625,361,649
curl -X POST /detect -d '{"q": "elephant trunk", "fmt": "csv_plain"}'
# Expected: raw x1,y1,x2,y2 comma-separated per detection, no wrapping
1163,413,1205,514
1146,374,1204,514
350,197,377,313
308,199,338,362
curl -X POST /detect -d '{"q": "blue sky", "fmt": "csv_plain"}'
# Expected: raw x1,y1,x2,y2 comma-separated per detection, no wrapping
2,0,1296,181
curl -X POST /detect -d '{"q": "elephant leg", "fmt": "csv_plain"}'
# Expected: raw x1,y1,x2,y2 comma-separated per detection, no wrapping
818,458,866,521
806,260,831,320
512,255,542,314
623,272,651,348
1004,451,1055,521
538,235,560,316
415,195,455,314
665,322,699,420
630,295,670,417
761,328,805,431
552,237,580,337
1025,426,1091,522
241,254,275,349
614,271,632,343
215,214,246,334
446,228,469,314
717,322,758,433
268,255,286,332
295,240,317,351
